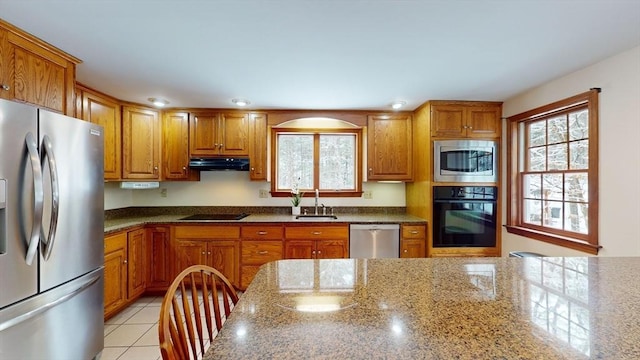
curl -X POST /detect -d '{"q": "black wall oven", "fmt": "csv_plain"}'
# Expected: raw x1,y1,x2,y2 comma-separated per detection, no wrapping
433,186,497,247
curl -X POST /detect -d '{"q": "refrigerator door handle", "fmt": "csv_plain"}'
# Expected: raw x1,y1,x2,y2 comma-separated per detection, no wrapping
40,135,59,261
24,132,44,266
0,269,101,332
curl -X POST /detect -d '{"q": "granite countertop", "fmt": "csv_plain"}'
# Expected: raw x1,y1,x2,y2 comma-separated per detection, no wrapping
204,256,640,359
104,212,427,234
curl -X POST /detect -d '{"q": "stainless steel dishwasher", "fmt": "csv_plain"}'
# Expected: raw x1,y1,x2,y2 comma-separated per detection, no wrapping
349,224,400,258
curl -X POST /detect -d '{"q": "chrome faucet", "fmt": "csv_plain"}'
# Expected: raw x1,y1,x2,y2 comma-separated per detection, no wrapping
314,189,319,215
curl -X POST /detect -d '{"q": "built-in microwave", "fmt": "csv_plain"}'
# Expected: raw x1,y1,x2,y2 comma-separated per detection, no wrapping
433,139,498,183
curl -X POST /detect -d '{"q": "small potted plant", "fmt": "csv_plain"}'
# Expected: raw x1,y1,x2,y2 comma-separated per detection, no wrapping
291,184,304,215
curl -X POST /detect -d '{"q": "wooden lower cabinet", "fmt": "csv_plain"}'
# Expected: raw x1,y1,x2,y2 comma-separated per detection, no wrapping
104,231,128,319
284,225,349,259
146,226,173,291
400,224,426,258
127,228,146,300
240,225,283,290
173,226,240,288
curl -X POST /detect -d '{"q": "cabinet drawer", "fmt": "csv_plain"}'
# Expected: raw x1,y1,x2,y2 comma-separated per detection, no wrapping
241,225,283,239
285,225,348,240
104,231,127,253
241,241,283,265
402,225,425,239
174,225,240,239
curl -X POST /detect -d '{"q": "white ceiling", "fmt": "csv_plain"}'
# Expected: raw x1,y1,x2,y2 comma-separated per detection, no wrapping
1,1,639,111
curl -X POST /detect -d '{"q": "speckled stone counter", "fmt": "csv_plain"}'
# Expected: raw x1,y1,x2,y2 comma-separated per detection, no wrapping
204,257,640,359
104,211,426,234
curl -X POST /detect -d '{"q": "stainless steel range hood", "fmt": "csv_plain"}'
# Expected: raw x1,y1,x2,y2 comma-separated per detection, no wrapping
189,157,250,171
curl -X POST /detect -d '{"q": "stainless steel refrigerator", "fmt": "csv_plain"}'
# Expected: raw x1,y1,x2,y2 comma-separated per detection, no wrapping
0,99,105,359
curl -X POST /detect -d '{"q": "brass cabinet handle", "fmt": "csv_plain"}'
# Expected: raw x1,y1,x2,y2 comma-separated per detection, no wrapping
311,231,322,235
410,230,419,234
257,231,268,235
258,250,268,255
1,84,9,91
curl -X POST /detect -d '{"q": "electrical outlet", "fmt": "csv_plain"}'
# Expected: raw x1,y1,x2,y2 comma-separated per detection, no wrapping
160,188,167,198
259,189,269,198
363,190,372,199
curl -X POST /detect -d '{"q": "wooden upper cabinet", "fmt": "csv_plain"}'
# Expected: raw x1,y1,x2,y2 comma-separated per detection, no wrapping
163,111,199,181
431,102,502,139
189,111,249,157
122,105,161,179
220,112,249,155
77,86,122,180
248,113,267,180
0,20,80,115
367,114,413,181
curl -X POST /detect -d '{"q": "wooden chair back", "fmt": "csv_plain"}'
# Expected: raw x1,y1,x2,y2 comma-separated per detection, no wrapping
159,265,239,360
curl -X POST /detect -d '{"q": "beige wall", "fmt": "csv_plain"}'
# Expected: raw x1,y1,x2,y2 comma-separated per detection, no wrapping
501,45,640,257
105,171,406,210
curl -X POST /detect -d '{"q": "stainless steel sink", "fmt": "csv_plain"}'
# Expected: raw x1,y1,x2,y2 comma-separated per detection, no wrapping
295,214,338,220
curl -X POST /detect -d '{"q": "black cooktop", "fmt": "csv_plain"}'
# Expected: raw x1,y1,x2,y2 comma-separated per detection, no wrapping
180,213,249,221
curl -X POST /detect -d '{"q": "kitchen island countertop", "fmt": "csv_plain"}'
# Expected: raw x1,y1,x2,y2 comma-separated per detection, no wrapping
204,256,640,359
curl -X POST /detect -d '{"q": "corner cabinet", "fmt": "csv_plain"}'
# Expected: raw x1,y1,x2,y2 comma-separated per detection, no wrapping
189,111,249,157
367,114,413,181
163,111,199,181
0,20,79,115
430,102,502,139
146,226,173,292
122,105,161,179
77,85,122,180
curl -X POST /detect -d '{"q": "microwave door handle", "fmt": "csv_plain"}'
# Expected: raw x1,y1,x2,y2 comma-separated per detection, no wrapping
24,132,44,266
40,135,59,261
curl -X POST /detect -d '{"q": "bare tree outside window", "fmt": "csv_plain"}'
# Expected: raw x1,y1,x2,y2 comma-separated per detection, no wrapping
272,128,362,197
507,90,599,254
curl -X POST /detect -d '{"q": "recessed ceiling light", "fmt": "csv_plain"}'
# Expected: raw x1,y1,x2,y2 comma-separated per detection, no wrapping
232,98,250,107
148,98,169,107
391,101,406,110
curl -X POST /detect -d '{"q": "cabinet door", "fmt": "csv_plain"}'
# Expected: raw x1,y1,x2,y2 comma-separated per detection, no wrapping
465,106,501,138
367,115,413,181
175,240,208,274
248,113,267,180
122,106,160,179
80,89,121,180
208,241,239,287
400,239,425,258
104,232,127,319
431,105,466,138
189,112,219,156
127,228,146,300
284,240,315,259
163,111,198,180
0,29,12,100
316,239,348,259
146,226,173,290
219,112,249,156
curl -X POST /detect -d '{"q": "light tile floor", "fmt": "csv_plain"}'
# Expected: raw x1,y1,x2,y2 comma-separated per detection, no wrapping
102,295,164,360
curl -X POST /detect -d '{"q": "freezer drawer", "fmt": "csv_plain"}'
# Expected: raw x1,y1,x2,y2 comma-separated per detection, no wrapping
0,268,104,360
349,224,400,259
